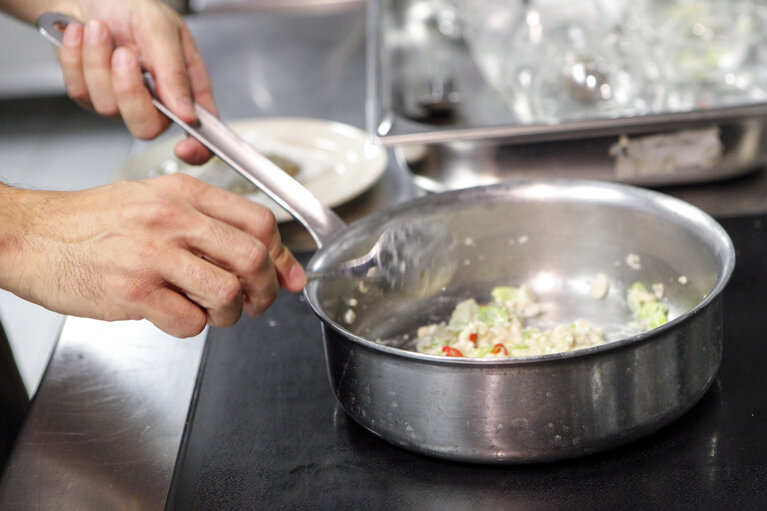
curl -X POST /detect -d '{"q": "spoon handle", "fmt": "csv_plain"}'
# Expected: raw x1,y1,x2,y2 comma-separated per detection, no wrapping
37,12,346,248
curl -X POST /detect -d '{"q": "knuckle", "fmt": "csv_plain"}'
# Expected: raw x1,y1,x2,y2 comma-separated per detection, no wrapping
162,171,202,192
270,244,294,269
241,242,269,275
215,273,242,307
259,208,279,238
136,198,179,226
246,280,280,317
257,209,283,254
172,308,207,338
183,257,215,285
120,273,158,304
247,294,276,317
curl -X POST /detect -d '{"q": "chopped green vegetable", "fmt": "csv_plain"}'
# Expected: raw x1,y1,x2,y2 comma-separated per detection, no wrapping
627,282,653,313
448,299,479,330
474,346,493,357
478,304,509,325
523,328,539,339
491,286,518,304
509,344,529,350
639,302,669,329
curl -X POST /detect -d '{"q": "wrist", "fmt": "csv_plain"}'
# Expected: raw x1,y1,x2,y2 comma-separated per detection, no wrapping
0,184,35,298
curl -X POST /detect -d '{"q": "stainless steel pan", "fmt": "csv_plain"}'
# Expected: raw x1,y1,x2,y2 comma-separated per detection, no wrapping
39,13,736,463
305,181,734,462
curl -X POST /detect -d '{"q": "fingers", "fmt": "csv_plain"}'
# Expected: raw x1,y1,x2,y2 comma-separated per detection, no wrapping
171,27,215,164
56,14,217,164
161,249,247,328
173,137,213,166
143,175,304,323
59,23,90,108
179,26,216,115
82,20,119,117
140,237,276,336
60,20,121,116
145,19,215,164
140,286,208,338
139,12,196,123
188,181,308,294
269,244,308,294
111,47,170,139
59,20,168,137
177,218,283,318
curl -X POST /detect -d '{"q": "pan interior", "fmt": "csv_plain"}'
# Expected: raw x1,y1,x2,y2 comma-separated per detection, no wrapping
306,181,732,354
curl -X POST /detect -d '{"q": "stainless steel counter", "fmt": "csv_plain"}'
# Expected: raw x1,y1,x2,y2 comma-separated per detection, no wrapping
1,4,767,510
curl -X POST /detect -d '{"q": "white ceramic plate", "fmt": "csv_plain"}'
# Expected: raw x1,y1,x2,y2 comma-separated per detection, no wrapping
117,117,388,223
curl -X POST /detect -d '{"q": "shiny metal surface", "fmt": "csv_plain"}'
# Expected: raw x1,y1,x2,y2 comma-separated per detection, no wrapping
0,318,206,509
305,180,734,462
368,0,767,189
369,0,767,145
190,0,364,14
398,118,767,191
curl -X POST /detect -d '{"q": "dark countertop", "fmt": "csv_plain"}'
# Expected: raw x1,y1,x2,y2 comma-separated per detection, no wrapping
167,213,767,510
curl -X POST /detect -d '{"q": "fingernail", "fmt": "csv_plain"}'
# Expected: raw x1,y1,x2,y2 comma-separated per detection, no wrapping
113,49,134,69
177,96,195,117
62,24,82,46
84,20,107,44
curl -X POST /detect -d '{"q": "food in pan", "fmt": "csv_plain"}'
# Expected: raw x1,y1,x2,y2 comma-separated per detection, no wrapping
415,285,605,358
627,282,669,330
415,281,670,358
590,272,610,299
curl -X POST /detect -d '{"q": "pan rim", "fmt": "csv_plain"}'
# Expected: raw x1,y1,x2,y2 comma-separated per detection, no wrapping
303,178,736,366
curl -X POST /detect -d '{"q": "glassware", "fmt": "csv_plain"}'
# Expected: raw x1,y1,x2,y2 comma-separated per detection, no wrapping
461,0,662,123
629,0,767,111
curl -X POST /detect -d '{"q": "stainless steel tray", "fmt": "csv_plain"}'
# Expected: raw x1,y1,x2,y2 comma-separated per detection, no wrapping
367,0,767,187
396,120,767,191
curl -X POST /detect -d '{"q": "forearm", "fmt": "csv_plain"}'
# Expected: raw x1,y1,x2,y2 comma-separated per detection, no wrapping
0,0,77,24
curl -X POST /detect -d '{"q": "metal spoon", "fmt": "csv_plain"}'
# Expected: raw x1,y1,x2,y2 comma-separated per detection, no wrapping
38,12,456,293
308,219,456,291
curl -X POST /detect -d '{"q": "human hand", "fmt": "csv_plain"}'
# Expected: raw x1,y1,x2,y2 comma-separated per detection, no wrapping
53,0,215,164
0,175,306,337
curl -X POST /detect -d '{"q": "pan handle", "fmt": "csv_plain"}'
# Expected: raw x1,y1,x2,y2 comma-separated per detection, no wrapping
36,12,346,249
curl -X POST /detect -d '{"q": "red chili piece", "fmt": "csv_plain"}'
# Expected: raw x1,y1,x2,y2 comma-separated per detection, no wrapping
491,343,508,355
442,346,464,357
468,332,478,345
